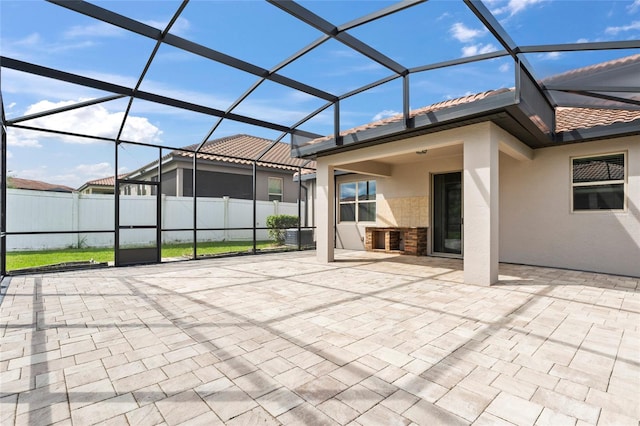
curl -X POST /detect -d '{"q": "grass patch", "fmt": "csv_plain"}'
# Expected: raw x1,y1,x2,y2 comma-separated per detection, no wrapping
7,241,274,271
163,240,273,258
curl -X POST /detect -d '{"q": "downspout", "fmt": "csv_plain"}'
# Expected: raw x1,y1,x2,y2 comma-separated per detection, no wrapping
301,183,308,227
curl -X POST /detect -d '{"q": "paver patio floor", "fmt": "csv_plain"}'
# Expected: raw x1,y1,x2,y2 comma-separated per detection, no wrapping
1,250,639,425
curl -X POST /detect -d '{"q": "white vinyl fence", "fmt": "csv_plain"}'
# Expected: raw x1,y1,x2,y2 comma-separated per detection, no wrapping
6,189,303,251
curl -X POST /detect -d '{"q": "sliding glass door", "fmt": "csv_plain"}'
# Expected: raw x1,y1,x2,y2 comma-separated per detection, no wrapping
432,172,462,256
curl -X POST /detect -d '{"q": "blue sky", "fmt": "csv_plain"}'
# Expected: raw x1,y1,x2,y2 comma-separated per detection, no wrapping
1,0,639,188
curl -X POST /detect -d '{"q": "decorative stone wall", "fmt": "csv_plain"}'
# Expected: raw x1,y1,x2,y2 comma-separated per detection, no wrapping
376,196,428,227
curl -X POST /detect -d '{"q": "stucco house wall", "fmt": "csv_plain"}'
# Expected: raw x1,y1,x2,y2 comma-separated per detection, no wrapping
324,128,639,277
335,152,464,251
499,135,639,277
335,173,372,250
135,159,301,203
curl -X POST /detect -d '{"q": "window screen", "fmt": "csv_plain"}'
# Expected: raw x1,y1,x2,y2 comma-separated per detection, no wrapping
572,154,624,211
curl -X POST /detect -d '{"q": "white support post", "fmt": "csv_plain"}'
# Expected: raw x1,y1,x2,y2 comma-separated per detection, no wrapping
223,196,230,241
463,124,499,286
316,159,335,263
72,192,80,248
176,168,183,197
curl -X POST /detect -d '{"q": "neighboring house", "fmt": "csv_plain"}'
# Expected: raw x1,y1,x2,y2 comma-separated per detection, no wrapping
297,55,640,282
8,177,74,193
76,135,316,201
126,134,315,203
77,175,124,194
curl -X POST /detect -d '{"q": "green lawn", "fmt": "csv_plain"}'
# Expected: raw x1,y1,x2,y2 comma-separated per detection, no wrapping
6,241,274,271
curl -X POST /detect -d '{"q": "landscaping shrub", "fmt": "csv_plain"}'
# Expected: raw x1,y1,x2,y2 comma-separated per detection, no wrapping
266,214,299,244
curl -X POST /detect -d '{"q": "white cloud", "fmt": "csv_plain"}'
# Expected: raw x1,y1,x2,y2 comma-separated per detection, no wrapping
499,63,511,73
2,32,95,58
461,43,498,57
14,162,126,188
234,99,320,125
450,22,486,43
329,49,361,59
372,110,400,121
73,162,115,182
605,21,640,34
576,38,590,43
6,128,42,148
17,99,162,144
286,90,317,104
133,82,232,113
13,33,42,47
629,0,640,13
2,69,111,101
13,166,73,187
64,22,125,39
5,102,18,118
538,52,563,60
492,0,544,16
325,62,384,77
144,17,191,36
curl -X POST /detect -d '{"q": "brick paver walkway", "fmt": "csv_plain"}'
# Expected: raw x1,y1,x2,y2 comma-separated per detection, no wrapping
1,250,639,425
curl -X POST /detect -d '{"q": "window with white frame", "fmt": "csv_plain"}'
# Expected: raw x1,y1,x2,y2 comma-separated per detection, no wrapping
268,177,283,201
572,153,625,211
339,180,376,222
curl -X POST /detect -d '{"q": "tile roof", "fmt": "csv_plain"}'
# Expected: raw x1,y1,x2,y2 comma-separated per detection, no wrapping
556,107,640,133
542,53,640,85
315,89,639,142
303,55,639,147
309,89,511,144
546,54,640,132
83,174,127,187
175,134,316,171
8,177,75,193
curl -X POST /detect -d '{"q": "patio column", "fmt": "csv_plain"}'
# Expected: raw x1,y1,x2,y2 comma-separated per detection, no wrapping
316,158,335,263
463,123,499,286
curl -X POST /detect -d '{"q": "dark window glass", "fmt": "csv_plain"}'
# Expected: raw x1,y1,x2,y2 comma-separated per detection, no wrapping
433,172,462,254
573,154,624,183
573,184,624,210
268,177,282,193
358,180,376,201
358,202,376,222
340,203,356,222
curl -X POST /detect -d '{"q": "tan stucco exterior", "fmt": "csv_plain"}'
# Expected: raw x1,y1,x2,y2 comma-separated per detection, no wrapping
499,135,639,277
313,123,640,281
335,149,463,251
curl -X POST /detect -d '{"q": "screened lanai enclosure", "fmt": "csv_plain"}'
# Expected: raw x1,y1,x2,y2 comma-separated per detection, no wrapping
1,0,639,275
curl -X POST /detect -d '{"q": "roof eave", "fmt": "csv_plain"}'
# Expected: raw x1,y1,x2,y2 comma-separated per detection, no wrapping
292,92,545,158
551,120,640,146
